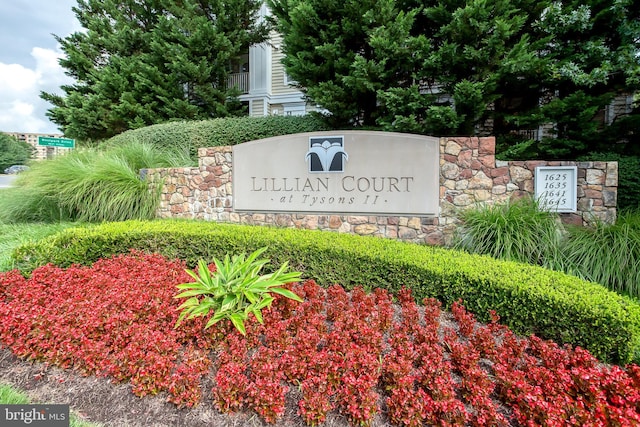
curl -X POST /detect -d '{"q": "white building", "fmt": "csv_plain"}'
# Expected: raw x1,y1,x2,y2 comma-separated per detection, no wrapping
228,3,312,118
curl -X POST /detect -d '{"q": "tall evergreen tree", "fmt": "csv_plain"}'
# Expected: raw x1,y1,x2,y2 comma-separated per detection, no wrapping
390,0,546,136
42,0,268,141
506,0,640,158
269,0,640,156
269,0,544,133
268,0,432,128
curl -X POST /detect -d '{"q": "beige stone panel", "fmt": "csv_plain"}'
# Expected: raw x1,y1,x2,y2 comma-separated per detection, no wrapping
453,194,475,206
425,231,444,246
304,216,319,229
455,180,469,190
169,193,185,204
586,169,605,185
398,226,418,239
492,185,507,195
233,131,440,215
473,190,492,201
468,171,492,190
201,157,216,166
443,179,457,190
214,152,228,164
442,163,460,180
329,215,342,229
603,190,617,206
385,227,398,239
593,161,607,169
444,140,463,156
354,224,379,235
605,163,618,186
439,200,456,217
347,215,369,224
509,166,532,182
523,180,534,193
408,217,421,230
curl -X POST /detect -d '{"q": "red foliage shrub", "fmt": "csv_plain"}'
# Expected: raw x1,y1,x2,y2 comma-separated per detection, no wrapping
1,253,639,425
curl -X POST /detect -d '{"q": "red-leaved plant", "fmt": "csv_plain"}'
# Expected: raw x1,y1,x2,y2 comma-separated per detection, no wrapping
1,251,639,425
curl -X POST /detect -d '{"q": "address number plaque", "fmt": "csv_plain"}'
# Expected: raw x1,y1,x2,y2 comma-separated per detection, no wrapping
534,166,577,213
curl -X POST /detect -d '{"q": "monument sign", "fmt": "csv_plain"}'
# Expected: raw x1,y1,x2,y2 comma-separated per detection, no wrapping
233,131,440,215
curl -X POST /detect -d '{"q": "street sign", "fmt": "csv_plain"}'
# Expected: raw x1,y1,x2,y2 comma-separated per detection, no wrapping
38,136,75,148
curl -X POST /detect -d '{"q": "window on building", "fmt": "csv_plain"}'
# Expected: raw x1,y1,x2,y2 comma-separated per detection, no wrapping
284,72,297,86
283,103,305,116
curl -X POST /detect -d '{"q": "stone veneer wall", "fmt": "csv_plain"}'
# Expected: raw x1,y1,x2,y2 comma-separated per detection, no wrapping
145,136,617,245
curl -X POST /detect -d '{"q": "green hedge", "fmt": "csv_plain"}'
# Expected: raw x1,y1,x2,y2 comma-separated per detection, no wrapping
104,115,331,159
12,220,640,364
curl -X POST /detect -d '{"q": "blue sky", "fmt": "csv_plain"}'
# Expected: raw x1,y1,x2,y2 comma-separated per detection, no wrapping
0,0,80,134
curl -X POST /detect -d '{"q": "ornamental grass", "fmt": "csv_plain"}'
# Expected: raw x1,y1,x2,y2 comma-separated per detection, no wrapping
0,140,191,223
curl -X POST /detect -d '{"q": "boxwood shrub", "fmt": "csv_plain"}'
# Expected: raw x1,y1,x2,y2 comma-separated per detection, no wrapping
12,220,640,364
104,115,331,159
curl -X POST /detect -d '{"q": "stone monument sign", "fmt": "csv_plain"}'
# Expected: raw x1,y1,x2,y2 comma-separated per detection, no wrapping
146,133,618,244
233,131,440,215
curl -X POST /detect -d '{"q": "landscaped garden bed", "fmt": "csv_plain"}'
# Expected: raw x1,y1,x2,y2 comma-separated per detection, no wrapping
13,220,640,364
1,251,638,426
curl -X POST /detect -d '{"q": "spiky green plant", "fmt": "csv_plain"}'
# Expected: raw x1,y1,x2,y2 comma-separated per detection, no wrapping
453,196,565,267
0,141,191,223
558,211,640,298
175,247,303,335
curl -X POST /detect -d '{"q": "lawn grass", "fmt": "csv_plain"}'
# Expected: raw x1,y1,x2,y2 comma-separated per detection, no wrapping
0,384,29,404
0,384,101,427
0,221,80,271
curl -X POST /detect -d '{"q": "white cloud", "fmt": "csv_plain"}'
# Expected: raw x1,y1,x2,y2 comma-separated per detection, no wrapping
0,100,47,133
0,47,73,134
0,63,38,94
11,101,34,116
0,0,79,135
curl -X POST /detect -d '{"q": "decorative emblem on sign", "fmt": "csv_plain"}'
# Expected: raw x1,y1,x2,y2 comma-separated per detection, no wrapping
305,136,348,172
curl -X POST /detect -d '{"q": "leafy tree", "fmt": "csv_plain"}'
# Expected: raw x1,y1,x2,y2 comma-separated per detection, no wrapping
268,0,431,128
270,0,640,155
0,134,33,171
42,0,268,141
269,0,544,134
415,0,547,136
497,0,640,158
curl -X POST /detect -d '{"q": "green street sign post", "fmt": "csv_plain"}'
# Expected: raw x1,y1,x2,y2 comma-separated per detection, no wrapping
38,136,75,148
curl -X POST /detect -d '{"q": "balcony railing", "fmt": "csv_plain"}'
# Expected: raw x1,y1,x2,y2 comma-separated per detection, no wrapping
516,129,541,141
227,72,249,94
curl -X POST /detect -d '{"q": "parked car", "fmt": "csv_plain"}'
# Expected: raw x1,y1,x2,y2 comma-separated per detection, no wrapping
3,165,29,174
